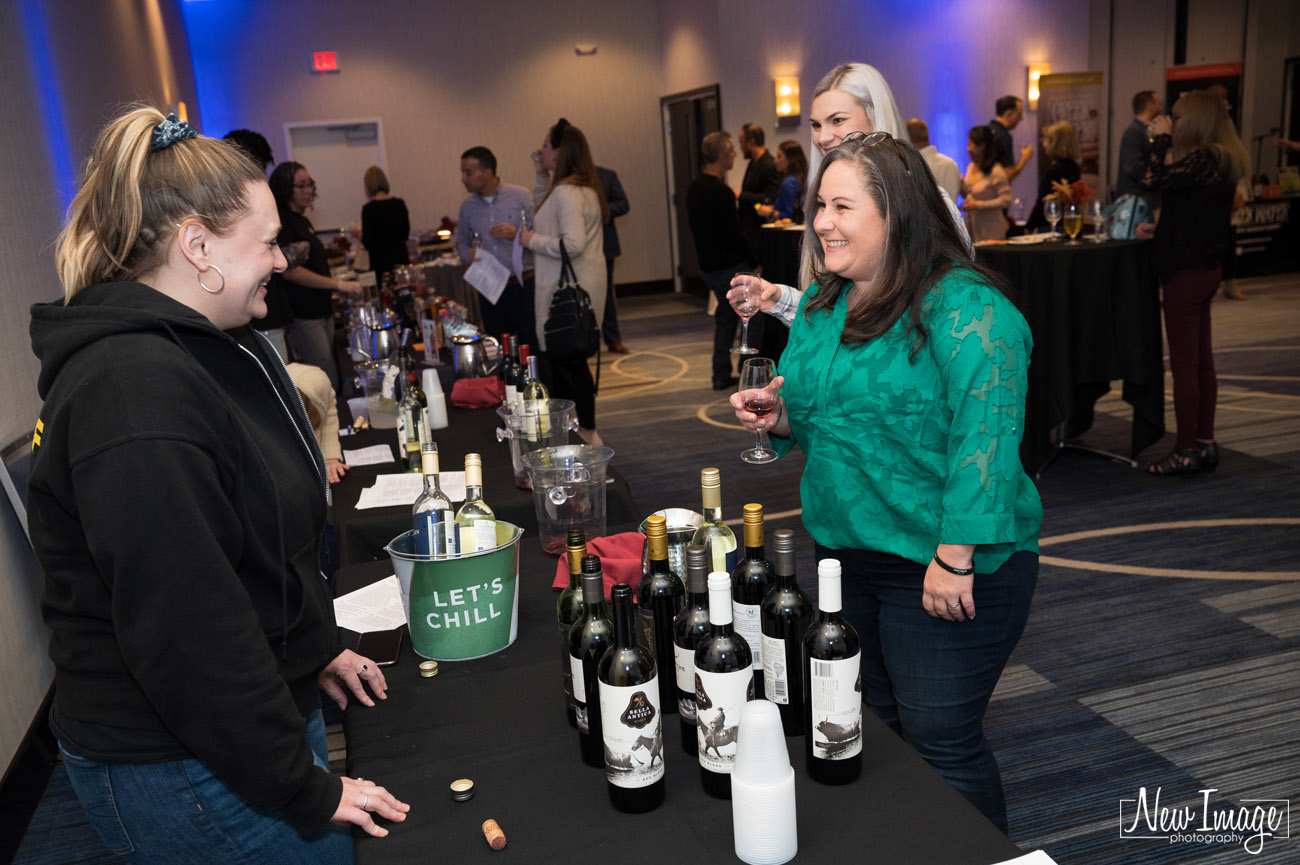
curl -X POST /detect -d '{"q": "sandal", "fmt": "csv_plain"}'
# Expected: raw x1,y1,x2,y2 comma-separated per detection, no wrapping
1146,447,1200,477
1197,440,1220,471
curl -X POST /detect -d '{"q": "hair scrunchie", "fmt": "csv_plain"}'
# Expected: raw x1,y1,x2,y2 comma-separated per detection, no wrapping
150,114,197,152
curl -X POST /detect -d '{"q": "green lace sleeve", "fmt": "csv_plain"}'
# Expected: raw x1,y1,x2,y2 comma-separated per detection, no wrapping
927,278,1033,544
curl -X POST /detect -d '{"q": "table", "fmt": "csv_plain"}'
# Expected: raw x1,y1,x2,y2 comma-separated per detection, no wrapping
331,399,640,567
338,551,1026,865
976,238,1165,476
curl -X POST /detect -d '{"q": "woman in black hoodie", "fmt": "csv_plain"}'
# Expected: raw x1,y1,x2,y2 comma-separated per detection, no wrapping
28,106,407,864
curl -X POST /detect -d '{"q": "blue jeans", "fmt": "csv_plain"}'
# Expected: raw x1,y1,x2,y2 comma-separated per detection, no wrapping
59,710,353,865
287,316,339,392
821,545,1037,833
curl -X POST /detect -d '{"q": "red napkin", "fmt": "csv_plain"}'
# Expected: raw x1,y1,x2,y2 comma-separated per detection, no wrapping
450,376,502,409
552,532,647,595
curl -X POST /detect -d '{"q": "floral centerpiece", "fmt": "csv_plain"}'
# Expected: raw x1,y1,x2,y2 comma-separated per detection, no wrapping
1048,178,1095,205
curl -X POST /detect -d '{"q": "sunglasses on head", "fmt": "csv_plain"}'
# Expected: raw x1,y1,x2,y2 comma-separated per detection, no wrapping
841,130,911,175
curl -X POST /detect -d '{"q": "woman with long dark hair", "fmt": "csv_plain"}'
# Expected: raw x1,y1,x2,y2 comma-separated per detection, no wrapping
730,132,1041,832
960,125,1011,242
267,161,362,390
519,118,608,443
756,140,809,223
1141,90,1250,475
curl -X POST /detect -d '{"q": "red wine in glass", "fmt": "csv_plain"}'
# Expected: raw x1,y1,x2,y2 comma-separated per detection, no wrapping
744,396,774,417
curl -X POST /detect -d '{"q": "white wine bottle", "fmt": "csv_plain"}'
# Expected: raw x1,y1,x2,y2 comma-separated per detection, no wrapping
598,583,666,813
412,442,456,556
522,354,550,441
804,558,862,785
694,572,753,799
454,453,496,552
690,467,738,575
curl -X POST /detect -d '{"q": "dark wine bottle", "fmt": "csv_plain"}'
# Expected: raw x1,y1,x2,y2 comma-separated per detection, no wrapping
569,556,612,768
694,572,753,799
672,545,712,755
731,503,774,700
760,528,814,735
499,333,518,405
598,583,666,813
637,515,684,716
556,529,587,729
804,558,862,785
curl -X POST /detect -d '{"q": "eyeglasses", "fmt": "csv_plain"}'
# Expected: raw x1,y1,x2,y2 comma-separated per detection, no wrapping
293,180,317,190
841,130,911,174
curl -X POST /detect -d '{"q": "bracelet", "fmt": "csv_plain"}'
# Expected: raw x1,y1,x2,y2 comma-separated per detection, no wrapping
932,552,974,576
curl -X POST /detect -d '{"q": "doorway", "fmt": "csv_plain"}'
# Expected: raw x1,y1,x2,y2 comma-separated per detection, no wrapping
660,86,722,295
284,119,385,237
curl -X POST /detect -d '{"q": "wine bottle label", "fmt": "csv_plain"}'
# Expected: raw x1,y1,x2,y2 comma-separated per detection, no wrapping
809,654,862,761
412,510,457,555
569,653,589,733
457,519,497,553
673,643,696,721
732,602,763,670
599,678,665,789
709,543,738,575
761,634,789,705
695,668,753,774
638,608,656,654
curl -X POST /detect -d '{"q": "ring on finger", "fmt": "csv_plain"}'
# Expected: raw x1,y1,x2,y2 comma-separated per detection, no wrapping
946,601,962,609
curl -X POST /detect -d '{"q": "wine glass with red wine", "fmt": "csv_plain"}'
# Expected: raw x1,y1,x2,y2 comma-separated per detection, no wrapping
730,272,760,355
738,357,778,464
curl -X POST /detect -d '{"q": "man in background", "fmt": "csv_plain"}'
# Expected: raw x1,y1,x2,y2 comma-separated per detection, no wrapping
456,146,537,352
596,165,630,353
989,96,1034,182
906,118,961,201
687,131,752,391
737,122,782,261
1116,90,1162,209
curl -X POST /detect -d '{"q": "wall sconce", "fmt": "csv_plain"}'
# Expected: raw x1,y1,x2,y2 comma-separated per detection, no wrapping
775,76,800,127
1027,62,1051,110
574,44,598,56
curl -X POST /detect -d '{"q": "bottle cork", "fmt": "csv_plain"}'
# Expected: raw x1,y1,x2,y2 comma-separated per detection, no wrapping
482,818,507,850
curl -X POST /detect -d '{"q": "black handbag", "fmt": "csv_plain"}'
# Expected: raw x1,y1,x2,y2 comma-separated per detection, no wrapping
543,243,601,362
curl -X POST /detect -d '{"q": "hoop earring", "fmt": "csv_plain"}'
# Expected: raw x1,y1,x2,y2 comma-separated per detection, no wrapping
198,265,225,295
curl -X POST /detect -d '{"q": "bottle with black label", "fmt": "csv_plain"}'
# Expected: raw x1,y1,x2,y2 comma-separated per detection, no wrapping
761,528,814,735
598,583,666,813
804,558,862,785
690,468,738,575
731,503,774,700
672,544,712,755
637,515,684,716
694,572,753,799
568,556,612,767
556,529,587,729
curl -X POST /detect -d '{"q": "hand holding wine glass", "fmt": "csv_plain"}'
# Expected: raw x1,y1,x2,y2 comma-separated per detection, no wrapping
729,272,760,356
736,357,779,464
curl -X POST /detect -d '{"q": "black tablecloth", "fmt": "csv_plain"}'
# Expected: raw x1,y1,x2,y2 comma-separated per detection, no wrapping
331,403,640,566
338,550,1024,865
977,238,1165,475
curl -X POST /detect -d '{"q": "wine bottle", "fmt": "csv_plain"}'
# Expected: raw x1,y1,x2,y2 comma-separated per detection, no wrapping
731,503,774,700
513,344,531,423
411,442,457,556
694,572,753,799
598,583,666,813
569,556,612,768
690,467,738,575
557,530,587,729
454,453,496,552
671,544,711,755
522,354,550,440
500,334,519,405
400,369,427,472
636,516,684,717
761,529,813,735
804,558,862,785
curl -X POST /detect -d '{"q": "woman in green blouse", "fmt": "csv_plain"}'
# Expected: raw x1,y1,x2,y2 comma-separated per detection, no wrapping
730,132,1041,833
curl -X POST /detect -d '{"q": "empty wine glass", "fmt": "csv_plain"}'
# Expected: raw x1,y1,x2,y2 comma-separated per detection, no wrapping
1044,197,1061,238
738,357,778,464
1087,198,1106,242
730,272,760,356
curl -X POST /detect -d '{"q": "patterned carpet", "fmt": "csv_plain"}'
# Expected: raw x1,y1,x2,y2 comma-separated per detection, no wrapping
11,277,1299,864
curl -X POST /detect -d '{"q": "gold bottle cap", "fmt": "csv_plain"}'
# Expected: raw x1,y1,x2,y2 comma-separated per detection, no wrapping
645,514,669,560
742,503,764,547
700,467,722,510
700,467,720,488
450,778,475,801
419,660,440,677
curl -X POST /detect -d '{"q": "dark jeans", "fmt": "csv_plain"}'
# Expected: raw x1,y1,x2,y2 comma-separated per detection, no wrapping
821,545,1038,833
479,275,538,357
602,257,621,345
548,353,597,429
1161,267,1220,449
701,262,750,385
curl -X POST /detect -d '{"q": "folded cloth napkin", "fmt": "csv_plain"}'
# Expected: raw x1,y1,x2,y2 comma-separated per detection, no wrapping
450,376,501,409
552,532,647,594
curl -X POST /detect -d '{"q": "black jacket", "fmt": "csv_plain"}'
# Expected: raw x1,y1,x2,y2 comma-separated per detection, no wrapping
28,282,341,832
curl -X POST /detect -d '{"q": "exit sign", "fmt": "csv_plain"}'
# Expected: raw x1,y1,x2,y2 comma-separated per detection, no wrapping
313,52,338,72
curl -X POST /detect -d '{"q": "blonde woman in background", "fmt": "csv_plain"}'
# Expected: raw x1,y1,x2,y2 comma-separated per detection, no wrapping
1024,121,1082,232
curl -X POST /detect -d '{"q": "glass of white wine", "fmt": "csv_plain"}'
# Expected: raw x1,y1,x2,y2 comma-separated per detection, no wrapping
1044,197,1062,238
1087,198,1106,242
729,272,760,356
1063,202,1083,245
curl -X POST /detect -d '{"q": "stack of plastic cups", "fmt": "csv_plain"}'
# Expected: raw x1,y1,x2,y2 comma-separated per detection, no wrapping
731,700,798,865
422,368,449,430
